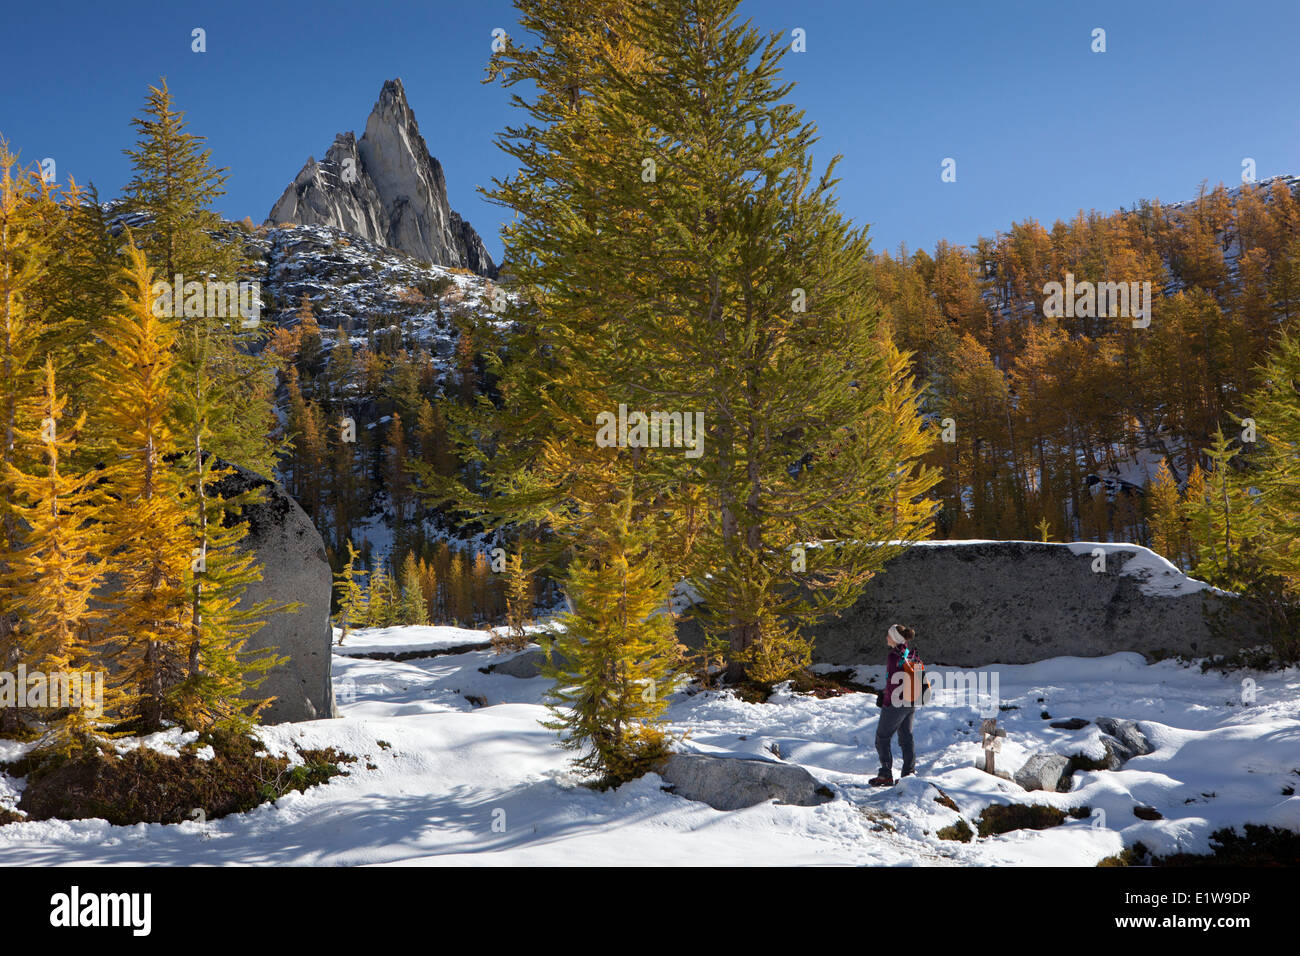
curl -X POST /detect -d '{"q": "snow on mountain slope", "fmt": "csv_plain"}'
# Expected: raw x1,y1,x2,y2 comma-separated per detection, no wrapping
245,222,498,350
0,628,1294,866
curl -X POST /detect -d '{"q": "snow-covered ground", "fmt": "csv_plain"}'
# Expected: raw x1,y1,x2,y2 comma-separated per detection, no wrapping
0,627,1296,866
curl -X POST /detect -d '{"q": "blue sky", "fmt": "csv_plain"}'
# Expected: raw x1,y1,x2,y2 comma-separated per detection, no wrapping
4,0,1297,263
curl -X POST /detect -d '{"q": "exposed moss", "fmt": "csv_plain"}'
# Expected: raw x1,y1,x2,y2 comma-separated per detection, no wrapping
1097,842,1150,867
934,788,960,812
1060,749,1112,790
977,803,1066,837
787,669,876,699
937,819,973,842
7,730,355,826
1200,647,1288,673
1098,827,1300,866
729,667,875,704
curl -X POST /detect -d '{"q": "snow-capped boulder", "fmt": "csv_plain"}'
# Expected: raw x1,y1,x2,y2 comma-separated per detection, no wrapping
657,753,834,811
1014,753,1072,793
267,78,495,276
795,541,1264,666
211,463,336,724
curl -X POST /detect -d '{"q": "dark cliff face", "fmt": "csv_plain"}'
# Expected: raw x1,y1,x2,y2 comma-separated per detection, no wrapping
675,541,1264,667
267,78,496,278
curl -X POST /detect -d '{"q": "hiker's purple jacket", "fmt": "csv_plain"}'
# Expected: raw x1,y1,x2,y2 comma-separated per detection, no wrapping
882,644,909,707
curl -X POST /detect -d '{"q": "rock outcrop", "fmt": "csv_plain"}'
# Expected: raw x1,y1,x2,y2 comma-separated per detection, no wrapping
487,647,573,679
267,79,496,277
682,541,1262,667
211,463,336,724
1095,717,1156,768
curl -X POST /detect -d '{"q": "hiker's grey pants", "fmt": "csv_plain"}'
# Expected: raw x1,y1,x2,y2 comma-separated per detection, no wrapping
875,705,916,777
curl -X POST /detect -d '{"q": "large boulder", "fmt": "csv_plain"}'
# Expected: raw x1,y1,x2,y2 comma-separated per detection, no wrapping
679,541,1262,666
658,753,834,811
212,463,336,724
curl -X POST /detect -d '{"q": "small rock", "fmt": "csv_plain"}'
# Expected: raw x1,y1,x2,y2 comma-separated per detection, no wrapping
1133,805,1163,820
1014,753,1072,793
1050,718,1090,730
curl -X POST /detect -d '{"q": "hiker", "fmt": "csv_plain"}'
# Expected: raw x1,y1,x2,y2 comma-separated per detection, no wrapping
870,624,920,787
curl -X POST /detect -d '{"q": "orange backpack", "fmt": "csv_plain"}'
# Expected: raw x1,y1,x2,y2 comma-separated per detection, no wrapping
899,653,926,705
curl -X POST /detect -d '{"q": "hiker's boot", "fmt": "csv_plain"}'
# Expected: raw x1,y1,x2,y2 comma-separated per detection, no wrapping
900,767,915,778
868,774,894,787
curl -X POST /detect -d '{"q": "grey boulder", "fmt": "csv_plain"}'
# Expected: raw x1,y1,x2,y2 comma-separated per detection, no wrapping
489,647,572,678
212,462,336,724
658,753,834,811
684,540,1263,667
1014,753,1072,792
1096,718,1155,768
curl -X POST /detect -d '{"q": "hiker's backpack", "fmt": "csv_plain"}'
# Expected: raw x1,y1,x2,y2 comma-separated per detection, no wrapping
899,649,927,705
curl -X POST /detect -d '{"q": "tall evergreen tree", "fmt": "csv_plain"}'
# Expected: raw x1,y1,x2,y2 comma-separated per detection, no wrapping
120,78,239,280
92,245,196,732
172,327,284,731
121,78,280,476
479,0,938,682
1244,330,1300,659
1184,429,1265,592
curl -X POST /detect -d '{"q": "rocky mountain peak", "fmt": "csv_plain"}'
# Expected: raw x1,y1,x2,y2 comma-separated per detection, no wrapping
267,78,496,277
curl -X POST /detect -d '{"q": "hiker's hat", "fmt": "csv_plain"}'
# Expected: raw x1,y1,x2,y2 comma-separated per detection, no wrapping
887,624,907,646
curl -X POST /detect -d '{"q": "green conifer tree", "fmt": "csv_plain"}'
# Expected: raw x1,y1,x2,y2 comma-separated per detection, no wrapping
1243,330,1300,659
365,559,396,627
172,327,285,732
121,78,280,476
542,490,683,784
120,78,239,279
479,0,939,683
398,551,429,625
333,539,367,643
